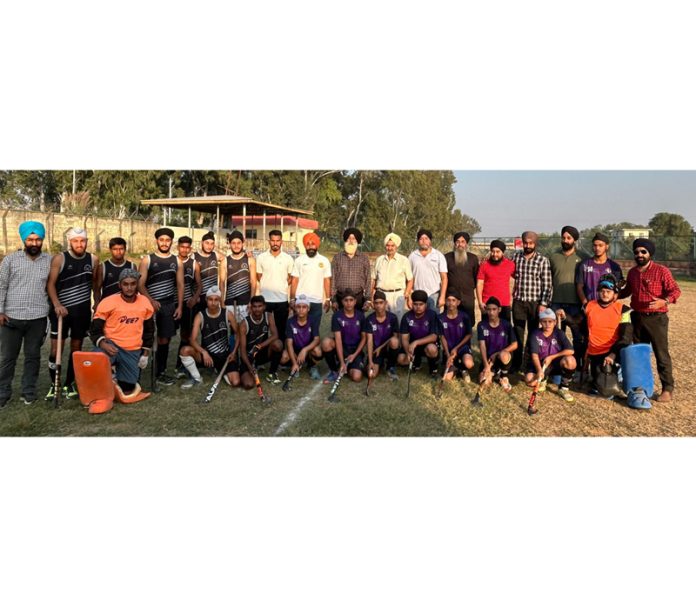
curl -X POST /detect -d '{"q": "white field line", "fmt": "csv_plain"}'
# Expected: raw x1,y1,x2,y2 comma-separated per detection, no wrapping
274,381,324,436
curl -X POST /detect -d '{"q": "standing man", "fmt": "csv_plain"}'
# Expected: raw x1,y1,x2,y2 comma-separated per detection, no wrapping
576,232,623,306
194,231,225,312
549,226,588,370
175,236,201,376
372,232,413,322
256,229,294,341
0,221,51,408
408,229,448,312
138,227,184,386
46,227,99,399
476,240,515,322
224,230,257,323
444,231,480,325
330,228,372,311
96,237,136,301
511,230,553,373
619,238,681,402
290,232,332,333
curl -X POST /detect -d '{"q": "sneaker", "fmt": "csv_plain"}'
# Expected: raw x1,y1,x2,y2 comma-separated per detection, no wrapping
45,386,56,401
175,368,188,379
559,387,575,403
266,373,281,385
181,378,202,390
21,396,36,406
462,371,471,384
64,383,79,398
387,367,399,381
499,377,512,393
309,367,321,381
323,371,339,384
157,374,176,386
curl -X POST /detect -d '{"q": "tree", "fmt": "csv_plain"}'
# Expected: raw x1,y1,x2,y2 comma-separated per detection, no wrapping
648,212,693,260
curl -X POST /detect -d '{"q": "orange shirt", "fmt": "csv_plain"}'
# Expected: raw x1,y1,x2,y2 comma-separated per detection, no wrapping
585,300,630,356
94,293,154,350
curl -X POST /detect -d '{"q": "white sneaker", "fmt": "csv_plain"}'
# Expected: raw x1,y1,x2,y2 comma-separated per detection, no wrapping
181,378,202,390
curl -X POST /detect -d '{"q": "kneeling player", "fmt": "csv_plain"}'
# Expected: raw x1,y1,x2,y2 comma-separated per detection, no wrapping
525,308,576,402
439,291,474,382
89,268,154,398
322,289,366,383
397,290,441,377
477,296,518,392
281,294,323,380
178,286,239,389
364,291,400,381
239,295,283,388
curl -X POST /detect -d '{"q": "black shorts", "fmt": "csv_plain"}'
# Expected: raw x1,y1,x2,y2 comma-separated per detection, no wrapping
526,359,563,377
412,343,438,361
241,348,270,375
478,355,512,375
210,351,238,373
154,300,180,339
344,349,365,371
49,303,91,340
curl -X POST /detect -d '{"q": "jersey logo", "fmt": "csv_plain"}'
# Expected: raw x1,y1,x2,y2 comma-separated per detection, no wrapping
118,315,140,325
442,322,448,328
318,263,325,268
170,262,177,270
483,329,490,337
85,264,92,272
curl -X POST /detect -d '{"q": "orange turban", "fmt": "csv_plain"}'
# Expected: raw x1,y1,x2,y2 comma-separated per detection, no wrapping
303,232,321,248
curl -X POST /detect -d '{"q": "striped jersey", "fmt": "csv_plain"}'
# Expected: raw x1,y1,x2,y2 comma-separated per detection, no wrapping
199,307,229,356
56,251,94,308
101,259,136,299
182,257,197,301
145,253,178,304
244,312,270,354
195,252,219,302
225,254,251,306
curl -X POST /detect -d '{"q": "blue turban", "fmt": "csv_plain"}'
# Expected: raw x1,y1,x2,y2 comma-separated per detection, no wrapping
19,221,46,241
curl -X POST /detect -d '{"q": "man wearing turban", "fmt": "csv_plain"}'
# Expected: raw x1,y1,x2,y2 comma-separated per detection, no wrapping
0,221,51,408
444,231,480,325
330,227,372,311
371,232,413,321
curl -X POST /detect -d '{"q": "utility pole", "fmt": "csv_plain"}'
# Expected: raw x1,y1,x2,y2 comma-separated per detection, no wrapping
72,170,77,195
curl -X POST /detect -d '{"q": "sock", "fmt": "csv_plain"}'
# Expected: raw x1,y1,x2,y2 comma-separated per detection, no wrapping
180,355,201,381
65,356,75,387
48,355,56,384
561,368,574,388
325,349,338,372
387,347,398,369
270,348,282,374
428,356,438,373
156,343,170,376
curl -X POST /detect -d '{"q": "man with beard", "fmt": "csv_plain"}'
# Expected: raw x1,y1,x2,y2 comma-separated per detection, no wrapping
476,240,515,322
444,231,480,325
576,232,623,306
224,230,257,323
511,231,553,373
372,232,413,322
290,232,331,334
256,229,294,340
96,237,136,301
619,238,681,402
46,227,99,399
0,221,51,408
138,227,184,385
194,231,226,313
175,236,201,377
330,228,372,311
408,229,448,312
549,226,588,370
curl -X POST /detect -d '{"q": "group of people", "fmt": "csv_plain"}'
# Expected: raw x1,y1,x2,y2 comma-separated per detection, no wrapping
0,220,682,411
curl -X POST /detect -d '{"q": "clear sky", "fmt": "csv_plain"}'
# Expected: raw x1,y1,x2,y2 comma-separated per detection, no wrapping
453,171,696,236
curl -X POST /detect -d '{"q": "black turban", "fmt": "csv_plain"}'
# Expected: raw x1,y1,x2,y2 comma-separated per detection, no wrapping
490,239,506,252
561,225,579,241
417,229,433,241
201,231,215,241
592,232,610,244
154,227,174,239
453,231,470,243
632,238,655,256
227,230,245,242
410,290,428,303
343,227,363,244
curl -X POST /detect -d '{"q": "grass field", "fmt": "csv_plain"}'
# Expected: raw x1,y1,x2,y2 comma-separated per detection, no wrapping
2,283,695,437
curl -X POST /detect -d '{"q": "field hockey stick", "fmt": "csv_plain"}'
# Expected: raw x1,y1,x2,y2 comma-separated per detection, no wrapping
527,362,548,415
202,358,231,404
365,340,389,396
52,315,63,408
249,351,270,404
327,368,346,402
282,361,303,392
437,361,455,400
405,358,414,398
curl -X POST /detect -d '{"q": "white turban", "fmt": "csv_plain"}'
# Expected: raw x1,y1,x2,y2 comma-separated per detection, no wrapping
66,227,88,241
384,232,401,248
206,286,222,298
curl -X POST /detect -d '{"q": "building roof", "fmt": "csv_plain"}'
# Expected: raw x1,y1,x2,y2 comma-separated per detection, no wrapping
141,196,314,217
227,214,319,230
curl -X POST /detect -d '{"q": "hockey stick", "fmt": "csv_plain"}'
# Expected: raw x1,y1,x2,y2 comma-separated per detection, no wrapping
282,362,303,392
249,351,270,404
437,362,454,400
327,368,346,402
527,363,549,415
365,340,390,396
405,358,414,398
52,315,63,408
202,358,231,404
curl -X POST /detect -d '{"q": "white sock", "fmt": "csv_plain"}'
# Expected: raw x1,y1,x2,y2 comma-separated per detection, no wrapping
181,355,201,381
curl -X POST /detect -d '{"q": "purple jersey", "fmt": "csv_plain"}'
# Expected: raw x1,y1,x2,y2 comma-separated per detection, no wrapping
363,312,399,349
439,310,471,350
286,315,316,350
576,258,623,302
331,309,365,351
477,318,516,356
400,308,441,341
529,328,573,361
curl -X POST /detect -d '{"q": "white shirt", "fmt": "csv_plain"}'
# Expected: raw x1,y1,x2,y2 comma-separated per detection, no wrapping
291,253,332,304
408,248,447,296
256,250,294,302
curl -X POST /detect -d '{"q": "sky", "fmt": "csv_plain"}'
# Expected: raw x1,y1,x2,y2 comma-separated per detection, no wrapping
453,171,696,236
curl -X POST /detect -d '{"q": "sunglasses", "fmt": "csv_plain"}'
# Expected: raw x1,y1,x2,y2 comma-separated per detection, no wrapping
634,249,649,255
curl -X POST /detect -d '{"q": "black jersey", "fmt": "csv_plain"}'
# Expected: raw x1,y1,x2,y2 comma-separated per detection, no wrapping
225,254,251,306
145,253,178,304
200,308,229,356
182,257,197,301
57,251,94,309
244,312,270,353
101,259,135,299
195,252,219,302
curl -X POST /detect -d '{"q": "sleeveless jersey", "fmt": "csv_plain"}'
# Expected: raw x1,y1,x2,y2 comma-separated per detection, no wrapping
225,254,251,306
244,312,270,353
195,252,219,301
182,257,196,301
57,251,94,309
101,259,136,299
200,308,229,356
146,253,178,304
